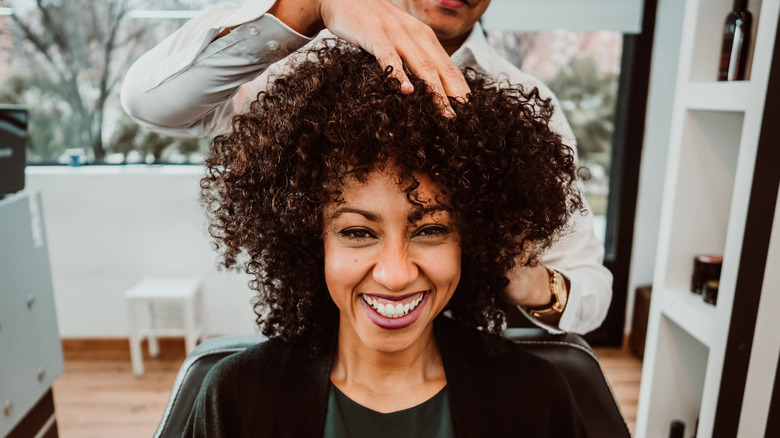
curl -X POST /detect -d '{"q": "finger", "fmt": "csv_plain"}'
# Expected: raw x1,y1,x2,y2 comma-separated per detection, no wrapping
438,60,471,104
411,26,470,102
373,43,414,94
395,41,456,117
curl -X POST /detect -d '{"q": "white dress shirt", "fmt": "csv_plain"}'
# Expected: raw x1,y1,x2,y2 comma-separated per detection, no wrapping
121,1,613,334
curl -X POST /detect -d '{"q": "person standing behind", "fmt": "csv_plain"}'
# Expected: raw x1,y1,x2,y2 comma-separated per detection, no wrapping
121,0,613,334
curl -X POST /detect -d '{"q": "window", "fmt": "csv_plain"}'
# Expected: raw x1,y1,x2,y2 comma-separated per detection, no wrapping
0,0,213,165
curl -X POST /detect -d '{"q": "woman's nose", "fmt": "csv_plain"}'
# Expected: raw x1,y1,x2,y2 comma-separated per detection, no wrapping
372,242,418,291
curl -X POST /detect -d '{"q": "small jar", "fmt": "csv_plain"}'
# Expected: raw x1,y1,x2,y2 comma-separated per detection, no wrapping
691,255,722,294
703,280,719,305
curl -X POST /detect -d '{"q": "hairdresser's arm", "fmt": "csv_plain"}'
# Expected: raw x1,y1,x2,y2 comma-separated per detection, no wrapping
542,204,613,334
505,208,613,334
246,0,470,111
121,0,468,137
121,1,310,137
499,82,613,334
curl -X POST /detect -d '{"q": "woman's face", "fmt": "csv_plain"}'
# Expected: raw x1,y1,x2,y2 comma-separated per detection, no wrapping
322,167,461,355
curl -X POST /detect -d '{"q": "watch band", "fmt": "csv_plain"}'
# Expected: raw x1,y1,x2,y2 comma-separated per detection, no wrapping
526,267,568,318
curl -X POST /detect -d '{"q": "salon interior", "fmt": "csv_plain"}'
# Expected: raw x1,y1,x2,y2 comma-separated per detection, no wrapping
1,0,779,437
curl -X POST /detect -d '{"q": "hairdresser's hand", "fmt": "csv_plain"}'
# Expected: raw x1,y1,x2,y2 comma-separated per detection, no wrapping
504,240,567,326
505,264,553,307
269,0,470,116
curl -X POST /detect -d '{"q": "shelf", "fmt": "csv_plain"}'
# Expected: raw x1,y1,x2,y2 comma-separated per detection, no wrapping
637,0,778,436
642,313,710,437
680,81,755,111
657,287,718,348
661,110,742,296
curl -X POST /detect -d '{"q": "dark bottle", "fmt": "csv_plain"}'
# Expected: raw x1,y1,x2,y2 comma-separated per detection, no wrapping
718,0,752,81
669,419,685,438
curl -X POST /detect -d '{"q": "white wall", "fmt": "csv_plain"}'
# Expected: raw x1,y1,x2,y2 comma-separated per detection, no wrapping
483,0,643,32
624,0,686,333
26,166,258,338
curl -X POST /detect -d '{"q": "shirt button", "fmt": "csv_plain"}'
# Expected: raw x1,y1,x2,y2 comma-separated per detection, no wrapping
248,26,259,36
267,40,279,51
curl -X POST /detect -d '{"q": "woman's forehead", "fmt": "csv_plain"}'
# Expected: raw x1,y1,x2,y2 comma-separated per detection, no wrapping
322,166,452,225
338,166,443,203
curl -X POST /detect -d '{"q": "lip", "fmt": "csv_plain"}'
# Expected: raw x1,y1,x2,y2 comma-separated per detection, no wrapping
366,291,423,301
435,0,470,11
360,291,430,330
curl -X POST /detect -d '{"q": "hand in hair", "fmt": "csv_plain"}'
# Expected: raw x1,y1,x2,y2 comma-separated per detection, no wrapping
267,0,470,116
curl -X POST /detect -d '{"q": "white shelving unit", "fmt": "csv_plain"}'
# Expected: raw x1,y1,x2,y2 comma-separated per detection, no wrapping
635,0,779,437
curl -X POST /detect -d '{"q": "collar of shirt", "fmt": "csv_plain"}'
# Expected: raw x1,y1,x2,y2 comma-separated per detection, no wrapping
451,21,497,76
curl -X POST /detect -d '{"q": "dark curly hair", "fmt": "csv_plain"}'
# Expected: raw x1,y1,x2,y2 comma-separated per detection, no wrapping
201,40,583,350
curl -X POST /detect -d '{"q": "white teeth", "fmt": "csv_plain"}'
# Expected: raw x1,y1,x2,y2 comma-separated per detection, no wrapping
362,292,426,318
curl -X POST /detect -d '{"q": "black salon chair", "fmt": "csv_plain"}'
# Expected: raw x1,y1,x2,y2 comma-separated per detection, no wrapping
153,330,630,437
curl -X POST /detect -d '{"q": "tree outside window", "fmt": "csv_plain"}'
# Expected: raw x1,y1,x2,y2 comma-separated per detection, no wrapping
0,0,211,164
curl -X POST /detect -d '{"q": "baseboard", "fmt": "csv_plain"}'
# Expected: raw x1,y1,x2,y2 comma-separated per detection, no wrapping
61,337,187,359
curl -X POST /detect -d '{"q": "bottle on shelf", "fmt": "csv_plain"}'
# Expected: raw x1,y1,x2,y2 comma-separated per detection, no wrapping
669,419,685,438
718,0,753,81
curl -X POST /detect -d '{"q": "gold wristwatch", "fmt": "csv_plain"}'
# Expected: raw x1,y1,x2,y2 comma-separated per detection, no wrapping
526,267,568,318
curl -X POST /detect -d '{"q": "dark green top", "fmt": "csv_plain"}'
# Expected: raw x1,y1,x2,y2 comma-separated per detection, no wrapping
184,317,588,437
324,383,455,438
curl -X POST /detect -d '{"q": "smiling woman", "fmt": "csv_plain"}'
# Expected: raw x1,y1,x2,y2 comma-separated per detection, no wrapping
194,39,585,437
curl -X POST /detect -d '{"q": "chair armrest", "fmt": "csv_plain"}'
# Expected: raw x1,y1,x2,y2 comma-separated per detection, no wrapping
505,328,631,438
153,334,267,438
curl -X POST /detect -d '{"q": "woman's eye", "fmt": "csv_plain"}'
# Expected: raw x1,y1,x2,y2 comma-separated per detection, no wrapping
339,228,376,240
415,225,450,239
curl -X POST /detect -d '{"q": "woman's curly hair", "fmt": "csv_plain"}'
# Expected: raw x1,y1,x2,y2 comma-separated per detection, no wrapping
201,40,583,350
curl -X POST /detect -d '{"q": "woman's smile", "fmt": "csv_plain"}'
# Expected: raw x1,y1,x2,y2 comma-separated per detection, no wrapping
360,291,429,329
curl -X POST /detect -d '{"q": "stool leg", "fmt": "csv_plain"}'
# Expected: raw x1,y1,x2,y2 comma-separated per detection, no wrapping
196,288,204,345
147,301,159,357
127,299,145,376
183,296,197,354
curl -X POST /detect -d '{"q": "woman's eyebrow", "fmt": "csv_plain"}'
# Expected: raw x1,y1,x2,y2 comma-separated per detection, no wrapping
409,204,450,222
329,207,380,222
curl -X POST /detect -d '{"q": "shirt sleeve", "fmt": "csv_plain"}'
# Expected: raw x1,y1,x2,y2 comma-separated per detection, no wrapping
543,198,613,334
120,1,310,137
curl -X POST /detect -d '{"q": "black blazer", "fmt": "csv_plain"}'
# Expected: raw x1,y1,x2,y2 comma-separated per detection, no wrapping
184,317,587,437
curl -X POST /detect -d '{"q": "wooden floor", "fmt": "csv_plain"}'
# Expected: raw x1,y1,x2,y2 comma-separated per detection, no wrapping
52,339,642,437
593,346,644,434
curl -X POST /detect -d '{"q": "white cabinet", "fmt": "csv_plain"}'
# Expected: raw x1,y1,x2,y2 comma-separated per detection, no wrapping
636,0,780,436
0,191,64,437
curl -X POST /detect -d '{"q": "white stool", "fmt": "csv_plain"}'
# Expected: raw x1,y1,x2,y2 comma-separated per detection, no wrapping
125,277,203,376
